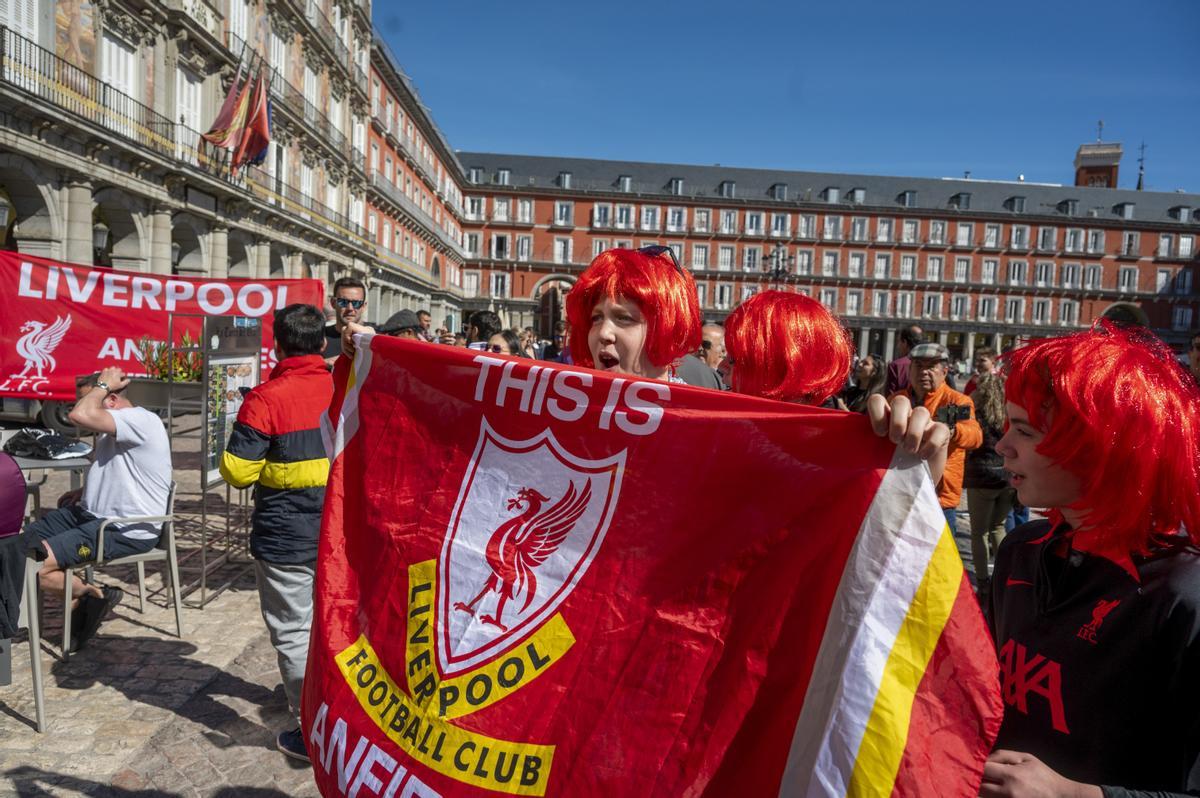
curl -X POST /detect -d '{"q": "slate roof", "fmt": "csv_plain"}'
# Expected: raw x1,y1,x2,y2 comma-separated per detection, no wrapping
456,151,1200,227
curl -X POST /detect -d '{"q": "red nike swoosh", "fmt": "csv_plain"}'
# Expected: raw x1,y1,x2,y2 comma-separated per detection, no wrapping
1006,578,1034,587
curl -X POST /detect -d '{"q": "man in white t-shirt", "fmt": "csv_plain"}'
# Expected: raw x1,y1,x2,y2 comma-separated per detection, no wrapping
29,366,171,651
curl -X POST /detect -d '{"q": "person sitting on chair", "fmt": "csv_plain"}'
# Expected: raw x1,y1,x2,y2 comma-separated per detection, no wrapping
27,366,171,652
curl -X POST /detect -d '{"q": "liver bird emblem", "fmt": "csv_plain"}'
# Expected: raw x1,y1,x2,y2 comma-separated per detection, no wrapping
1077,597,1121,643
454,482,592,632
15,316,72,379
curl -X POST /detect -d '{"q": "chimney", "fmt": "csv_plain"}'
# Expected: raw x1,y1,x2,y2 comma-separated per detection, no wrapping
1074,142,1122,188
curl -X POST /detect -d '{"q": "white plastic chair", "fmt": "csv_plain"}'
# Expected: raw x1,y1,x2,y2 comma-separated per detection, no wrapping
58,482,182,659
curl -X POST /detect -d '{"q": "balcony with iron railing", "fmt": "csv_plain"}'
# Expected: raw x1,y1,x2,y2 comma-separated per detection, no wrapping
226,32,350,162
0,27,366,243
372,106,443,193
301,0,354,80
367,167,462,256
173,124,365,238
0,26,175,158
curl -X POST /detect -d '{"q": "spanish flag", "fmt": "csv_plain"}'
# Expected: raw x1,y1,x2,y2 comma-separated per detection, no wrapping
200,63,253,151
304,335,1002,797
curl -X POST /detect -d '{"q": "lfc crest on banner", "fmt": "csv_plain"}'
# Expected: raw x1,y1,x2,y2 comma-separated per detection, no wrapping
437,420,625,677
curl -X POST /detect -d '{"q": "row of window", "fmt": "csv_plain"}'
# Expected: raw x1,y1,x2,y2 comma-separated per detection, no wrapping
369,82,457,209
370,145,463,245
464,198,1197,258
465,260,1197,330
465,233,1193,295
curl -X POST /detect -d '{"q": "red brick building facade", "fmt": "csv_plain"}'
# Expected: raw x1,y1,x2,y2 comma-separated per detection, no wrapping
454,153,1198,360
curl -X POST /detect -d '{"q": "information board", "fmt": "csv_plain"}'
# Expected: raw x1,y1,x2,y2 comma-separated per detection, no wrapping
202,316,262,488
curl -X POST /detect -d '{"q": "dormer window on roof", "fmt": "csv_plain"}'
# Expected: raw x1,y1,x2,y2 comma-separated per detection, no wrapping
719,180,736,199
468,167,482,185
770,183,788,201
497,168,511,186
849,188,865,204
898,190,917,208
1170,206,1192,223
618,175,632,192
1058,199,1079,216
1115,202,1135,220
949,192,971,210
558,171,572,189
821,187,840,203
668,177,684,196
1005,196,1027,213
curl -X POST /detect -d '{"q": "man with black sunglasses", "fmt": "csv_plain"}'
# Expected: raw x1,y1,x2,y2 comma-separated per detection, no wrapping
324,277,369,368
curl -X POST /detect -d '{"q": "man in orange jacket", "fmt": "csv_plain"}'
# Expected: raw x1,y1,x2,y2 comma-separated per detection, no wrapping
891,342,981,533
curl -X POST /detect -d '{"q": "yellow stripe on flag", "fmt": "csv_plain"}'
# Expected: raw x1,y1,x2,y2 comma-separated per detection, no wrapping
846,525,962,796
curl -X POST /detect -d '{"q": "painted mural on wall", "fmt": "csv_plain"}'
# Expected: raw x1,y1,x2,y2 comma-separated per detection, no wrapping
55,0,95,72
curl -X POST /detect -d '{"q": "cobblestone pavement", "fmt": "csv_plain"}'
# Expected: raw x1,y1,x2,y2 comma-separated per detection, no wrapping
1,439,322,798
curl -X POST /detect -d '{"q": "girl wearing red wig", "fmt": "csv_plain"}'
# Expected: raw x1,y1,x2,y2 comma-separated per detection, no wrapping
724,290,853,406
725,291,951,473
565,247,702,381
982,322,1200,797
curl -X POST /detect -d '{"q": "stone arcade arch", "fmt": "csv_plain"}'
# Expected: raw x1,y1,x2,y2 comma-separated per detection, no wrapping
227,231,253,278
530,273,576,337
92,187,148,271
267,245,287,278
0,153,62,258
171,212,208,276
1101,301,1151,328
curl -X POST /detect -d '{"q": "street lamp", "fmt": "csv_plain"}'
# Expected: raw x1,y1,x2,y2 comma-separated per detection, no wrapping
766,242,794,290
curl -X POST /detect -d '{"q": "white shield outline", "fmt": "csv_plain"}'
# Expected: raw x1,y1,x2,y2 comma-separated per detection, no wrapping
435,418,625,677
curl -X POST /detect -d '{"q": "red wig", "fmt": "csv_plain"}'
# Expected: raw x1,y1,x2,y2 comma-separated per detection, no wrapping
1004,320,1200,556
565,248,702,369
724,290,853,405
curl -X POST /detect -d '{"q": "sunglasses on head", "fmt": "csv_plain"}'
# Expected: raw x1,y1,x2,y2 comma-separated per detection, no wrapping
334,297,365,309
637,245,684,276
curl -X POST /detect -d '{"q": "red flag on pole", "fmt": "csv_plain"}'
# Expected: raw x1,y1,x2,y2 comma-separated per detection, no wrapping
305,336,1002,797
201,55,256,153
230,63,271,174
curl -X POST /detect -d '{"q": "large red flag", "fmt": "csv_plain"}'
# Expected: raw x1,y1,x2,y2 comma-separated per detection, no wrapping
305,334,1002,797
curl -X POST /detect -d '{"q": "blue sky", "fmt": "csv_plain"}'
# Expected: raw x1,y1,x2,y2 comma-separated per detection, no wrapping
376,0,1200,193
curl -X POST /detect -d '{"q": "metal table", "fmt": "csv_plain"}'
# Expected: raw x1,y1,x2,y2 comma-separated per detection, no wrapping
12,456,91,505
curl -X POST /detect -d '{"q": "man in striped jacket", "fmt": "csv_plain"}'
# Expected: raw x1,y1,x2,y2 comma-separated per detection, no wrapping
220,303,333,763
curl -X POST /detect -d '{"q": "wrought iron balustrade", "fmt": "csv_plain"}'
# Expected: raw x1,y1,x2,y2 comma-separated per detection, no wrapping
0,26,174,158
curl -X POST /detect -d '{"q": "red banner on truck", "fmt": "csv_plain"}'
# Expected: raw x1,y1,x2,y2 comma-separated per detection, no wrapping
0,252,324,400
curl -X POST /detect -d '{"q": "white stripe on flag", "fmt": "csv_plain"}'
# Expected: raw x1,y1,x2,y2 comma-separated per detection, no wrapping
778,451,946,797
326,333,375,461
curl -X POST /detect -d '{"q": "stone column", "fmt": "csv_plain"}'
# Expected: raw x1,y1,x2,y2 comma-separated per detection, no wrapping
938,330,949,346
64,177,93,265
368,284,382,324
884,328,896,362
150,206,172,275
857,327,870,358
964,333,976,363
992,331,1003,352
253,239,272,278
209,224,229,279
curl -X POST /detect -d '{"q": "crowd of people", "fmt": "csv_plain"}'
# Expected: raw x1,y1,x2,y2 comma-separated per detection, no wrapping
11,242,1200,795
